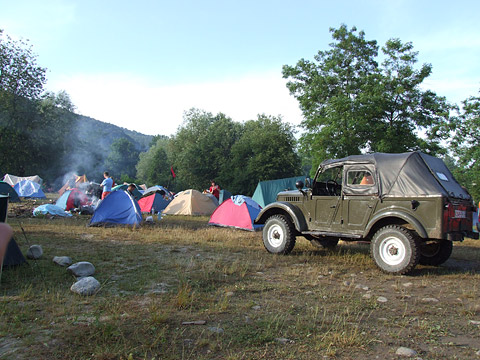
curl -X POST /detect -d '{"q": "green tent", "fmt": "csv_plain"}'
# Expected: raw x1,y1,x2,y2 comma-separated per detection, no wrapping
112,184,142,201
252,176,306,208
0,181,20,202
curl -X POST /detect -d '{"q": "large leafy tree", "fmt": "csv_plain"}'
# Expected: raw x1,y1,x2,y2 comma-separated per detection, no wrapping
446,92,480,202
169,109,241,191
283,25,452,170
225,115,301,195
136,135,172,187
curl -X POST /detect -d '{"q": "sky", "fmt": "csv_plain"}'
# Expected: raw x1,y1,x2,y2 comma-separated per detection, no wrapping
1,0,479,136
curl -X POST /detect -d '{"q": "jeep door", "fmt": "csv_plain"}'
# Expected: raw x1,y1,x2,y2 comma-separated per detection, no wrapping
342,165,378,234
308,165,343,231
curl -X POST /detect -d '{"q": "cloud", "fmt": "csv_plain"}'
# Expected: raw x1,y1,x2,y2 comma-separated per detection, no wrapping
49,71,304,136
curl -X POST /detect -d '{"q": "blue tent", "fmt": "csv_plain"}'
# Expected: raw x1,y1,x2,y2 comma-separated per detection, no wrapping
14,180,46,198
89,190,142,227
252,176,306,208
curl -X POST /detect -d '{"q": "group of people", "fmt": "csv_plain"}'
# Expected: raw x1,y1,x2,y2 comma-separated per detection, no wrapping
101,171,221,202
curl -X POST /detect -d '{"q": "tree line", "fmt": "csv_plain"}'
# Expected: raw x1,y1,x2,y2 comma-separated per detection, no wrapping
1,26,479,200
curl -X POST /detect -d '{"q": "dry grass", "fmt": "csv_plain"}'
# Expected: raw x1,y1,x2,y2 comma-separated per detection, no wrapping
1,211,479,359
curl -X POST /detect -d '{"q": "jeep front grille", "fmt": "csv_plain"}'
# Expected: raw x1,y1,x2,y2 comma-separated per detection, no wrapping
283,196,300,202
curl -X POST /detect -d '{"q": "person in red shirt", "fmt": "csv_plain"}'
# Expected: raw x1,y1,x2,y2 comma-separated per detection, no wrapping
207,180,220,200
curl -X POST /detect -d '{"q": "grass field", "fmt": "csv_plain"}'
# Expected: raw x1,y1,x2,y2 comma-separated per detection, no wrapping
1,200,479,359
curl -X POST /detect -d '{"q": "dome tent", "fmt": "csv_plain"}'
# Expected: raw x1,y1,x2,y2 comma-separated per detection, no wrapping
209,195,263,231
138,192,171,213
14,180,46,198
162,189,217,216
56,188,89,211
89,191,142,227
0,181,20,202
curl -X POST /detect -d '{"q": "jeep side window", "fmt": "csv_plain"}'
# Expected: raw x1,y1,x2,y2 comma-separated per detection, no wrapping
347,170,375,186
313,166,343,196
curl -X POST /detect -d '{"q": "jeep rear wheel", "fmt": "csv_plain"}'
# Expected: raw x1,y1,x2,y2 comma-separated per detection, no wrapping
263,215,296,254
419,240,453,266
371,225,420,275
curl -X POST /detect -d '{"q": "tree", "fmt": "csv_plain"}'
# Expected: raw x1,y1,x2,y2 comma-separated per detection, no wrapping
169,109,241,191
136,137,172,187
105,138,140,180
446,92,480,202
225,115,301,195
0,29,47,125
282,25,451,170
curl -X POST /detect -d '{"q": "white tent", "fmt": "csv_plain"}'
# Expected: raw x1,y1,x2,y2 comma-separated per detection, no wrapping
3,174,43,186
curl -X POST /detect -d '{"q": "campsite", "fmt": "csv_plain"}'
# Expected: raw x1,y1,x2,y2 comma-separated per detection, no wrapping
1,190,480,360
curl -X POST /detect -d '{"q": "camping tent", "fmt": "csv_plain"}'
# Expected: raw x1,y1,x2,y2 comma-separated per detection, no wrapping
14,180,46,198
218,189,232,205
138,192,171,213
0,181,20,202
0,195,26,267
252,176,306,208
143,185,173,199
162,189,218,216
3,174,43,186
56,188,89,210
209,195,263,231
89,190,142,227
112,184,142,201
58,174,88,195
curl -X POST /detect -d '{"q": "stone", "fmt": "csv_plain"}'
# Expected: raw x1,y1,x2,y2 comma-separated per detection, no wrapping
252,305,261,311
469,320,480,325
26,245,43,259
207,326,224,334
395,347,417,357
70,276,100,296
275,337,291,344
362,293,372,299
422,297,439,303
403,282,413,287
53,256,72,267
226,291,234,297
67,261,95,277
377,296,388,303
182,320,206,325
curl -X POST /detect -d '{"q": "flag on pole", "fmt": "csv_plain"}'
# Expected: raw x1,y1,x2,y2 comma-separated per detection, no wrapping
170,166,176,178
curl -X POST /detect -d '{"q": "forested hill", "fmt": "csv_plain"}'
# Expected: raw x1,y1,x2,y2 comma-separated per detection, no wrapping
75,114,153,152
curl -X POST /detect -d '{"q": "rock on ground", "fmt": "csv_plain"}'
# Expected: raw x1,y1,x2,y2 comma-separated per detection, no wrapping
67,261,95,277
70,276,100,296
395,346,417,357
53,256,73,266
26,245,43,259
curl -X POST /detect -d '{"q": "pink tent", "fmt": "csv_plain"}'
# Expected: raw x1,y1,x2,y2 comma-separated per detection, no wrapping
208,196,263,231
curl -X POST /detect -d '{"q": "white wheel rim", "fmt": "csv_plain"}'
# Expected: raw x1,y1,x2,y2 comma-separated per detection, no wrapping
379,236,406,266
267,223,284,248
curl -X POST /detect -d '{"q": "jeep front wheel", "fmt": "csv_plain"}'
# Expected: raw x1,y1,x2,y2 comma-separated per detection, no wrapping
371,225,419,275
419,240,453,266
262,215,296,254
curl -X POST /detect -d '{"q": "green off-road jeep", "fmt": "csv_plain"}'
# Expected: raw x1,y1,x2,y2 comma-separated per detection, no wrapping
255,152,478,275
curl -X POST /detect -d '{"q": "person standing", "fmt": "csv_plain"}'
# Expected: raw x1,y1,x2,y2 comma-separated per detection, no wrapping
100,171,113,200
